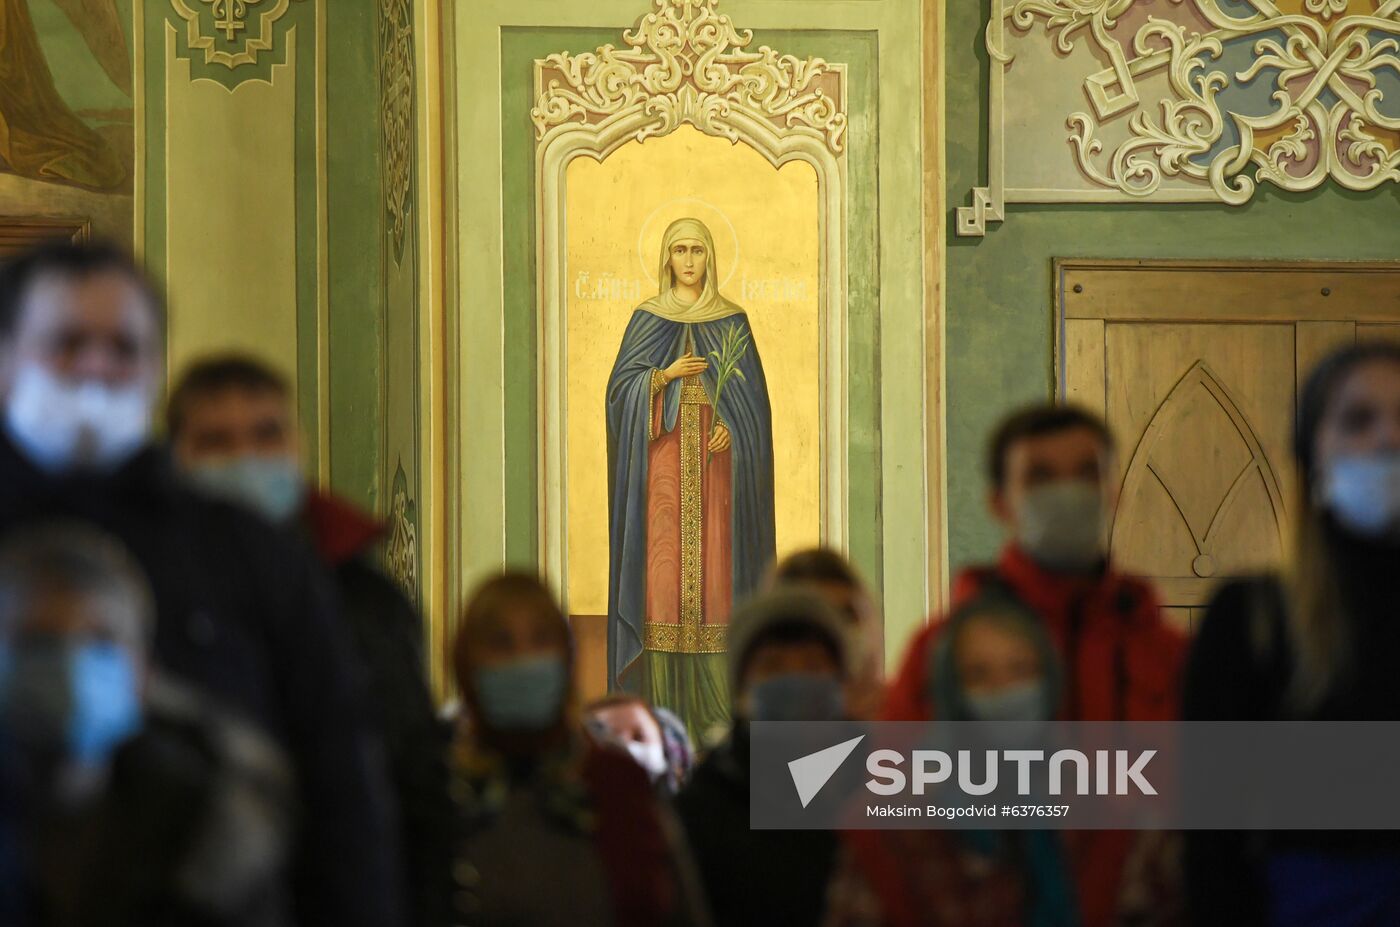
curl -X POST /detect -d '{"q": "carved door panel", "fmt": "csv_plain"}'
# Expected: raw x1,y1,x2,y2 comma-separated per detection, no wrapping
1057,260,1400,633
1103,323,1293,631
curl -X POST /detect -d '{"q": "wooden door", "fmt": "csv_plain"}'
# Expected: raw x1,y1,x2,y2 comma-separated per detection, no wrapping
1057,260,1400,633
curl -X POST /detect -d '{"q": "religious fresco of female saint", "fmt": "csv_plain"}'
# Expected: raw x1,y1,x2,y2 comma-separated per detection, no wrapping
606,216,775,738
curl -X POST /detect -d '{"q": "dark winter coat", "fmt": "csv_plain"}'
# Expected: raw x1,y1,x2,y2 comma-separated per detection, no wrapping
675,723,839,927
0,436,403,927
300,492,451,927
7,676,295,927
1184,529,1400,927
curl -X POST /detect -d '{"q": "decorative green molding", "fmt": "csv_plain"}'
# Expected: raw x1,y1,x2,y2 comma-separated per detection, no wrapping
168,0,305,86
381,0,415,263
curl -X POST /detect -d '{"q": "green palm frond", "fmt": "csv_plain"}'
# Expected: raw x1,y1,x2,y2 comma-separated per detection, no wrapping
705,322,751,466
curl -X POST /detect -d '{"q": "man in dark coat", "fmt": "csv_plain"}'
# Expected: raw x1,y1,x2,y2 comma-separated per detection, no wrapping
166,353,449,927
0,241,403,927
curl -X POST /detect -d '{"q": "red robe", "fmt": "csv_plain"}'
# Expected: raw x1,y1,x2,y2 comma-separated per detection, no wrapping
643,372,733,653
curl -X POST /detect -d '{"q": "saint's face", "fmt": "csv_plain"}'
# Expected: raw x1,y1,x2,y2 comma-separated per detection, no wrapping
668,239,707,289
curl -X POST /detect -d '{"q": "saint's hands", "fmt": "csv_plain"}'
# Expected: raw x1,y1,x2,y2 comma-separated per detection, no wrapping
708,421,731,453
662,351,708,383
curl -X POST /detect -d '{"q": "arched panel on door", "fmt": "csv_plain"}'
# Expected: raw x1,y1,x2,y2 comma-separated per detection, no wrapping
1112,360,1287,587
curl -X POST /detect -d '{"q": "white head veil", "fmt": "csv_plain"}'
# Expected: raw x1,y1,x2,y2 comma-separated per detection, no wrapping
637,217,743,323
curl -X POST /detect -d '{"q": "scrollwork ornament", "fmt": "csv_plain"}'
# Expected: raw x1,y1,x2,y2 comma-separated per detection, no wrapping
988,0,1400,220
531,0,847,155
380,0,415,262
386,462,419,602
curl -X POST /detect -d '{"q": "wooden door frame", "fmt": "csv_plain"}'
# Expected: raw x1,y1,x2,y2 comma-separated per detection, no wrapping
1053,257,1400,614
1053,258,1400,403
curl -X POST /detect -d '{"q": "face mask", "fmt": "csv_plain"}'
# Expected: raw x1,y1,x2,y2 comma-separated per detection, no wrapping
187,456,306,523
473,655,567,731
963,680,1050,724
1016,481,1106,571
625,738,669,781
5,365,151,473
748,674,846,722
0,640,143,767
1319,453,1400,539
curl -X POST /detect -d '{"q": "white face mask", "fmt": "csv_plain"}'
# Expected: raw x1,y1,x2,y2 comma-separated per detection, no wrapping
5,364,151,473
625,738,669,782
1016,481,1107,571
1319,453,1400,539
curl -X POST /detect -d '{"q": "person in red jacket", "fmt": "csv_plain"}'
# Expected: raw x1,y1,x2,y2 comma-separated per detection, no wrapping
883,403,1186,927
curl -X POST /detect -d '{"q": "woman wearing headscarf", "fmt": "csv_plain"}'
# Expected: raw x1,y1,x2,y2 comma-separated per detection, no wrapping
827,594,1079,927
445,572,711,927
606,217,775,741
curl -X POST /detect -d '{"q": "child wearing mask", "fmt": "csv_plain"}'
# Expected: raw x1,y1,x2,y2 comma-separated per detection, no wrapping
585,695,692,795
1186,342,1400,926
771,547,885,718
827,597,1075,927
676,588,852,927
446,573,710,927
883,404,1185,927
0,523,294,927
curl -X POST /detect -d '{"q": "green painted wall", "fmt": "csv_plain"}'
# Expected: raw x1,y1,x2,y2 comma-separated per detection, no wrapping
327,2,386,512
944,0,1400,572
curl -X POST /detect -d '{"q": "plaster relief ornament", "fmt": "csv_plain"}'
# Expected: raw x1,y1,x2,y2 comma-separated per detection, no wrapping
959,0,1400,235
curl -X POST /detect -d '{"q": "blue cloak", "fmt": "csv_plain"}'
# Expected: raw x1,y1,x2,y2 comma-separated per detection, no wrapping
605,309,776,689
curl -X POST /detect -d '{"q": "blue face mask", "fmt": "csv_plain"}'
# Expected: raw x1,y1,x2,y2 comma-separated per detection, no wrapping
1319,453,1400,539
187,456,306,524
964,680,1050,724
0,640,143,767
749,674,846,722
473,655,568,731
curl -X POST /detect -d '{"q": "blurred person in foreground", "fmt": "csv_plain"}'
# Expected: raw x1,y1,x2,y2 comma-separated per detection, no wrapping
166,353,447,927
0,524,294,926
883,404,1185,927
772,547,884,717
448,572,710,927
585,695,694,795
829,598,1100,926
676,588,853,927
1186,342,1400,927
0,241,402,927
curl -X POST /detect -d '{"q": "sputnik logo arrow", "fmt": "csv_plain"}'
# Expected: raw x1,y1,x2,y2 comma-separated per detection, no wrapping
788,735,866,808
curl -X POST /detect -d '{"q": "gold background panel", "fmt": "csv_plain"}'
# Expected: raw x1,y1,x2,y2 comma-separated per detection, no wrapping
564,126,821,616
